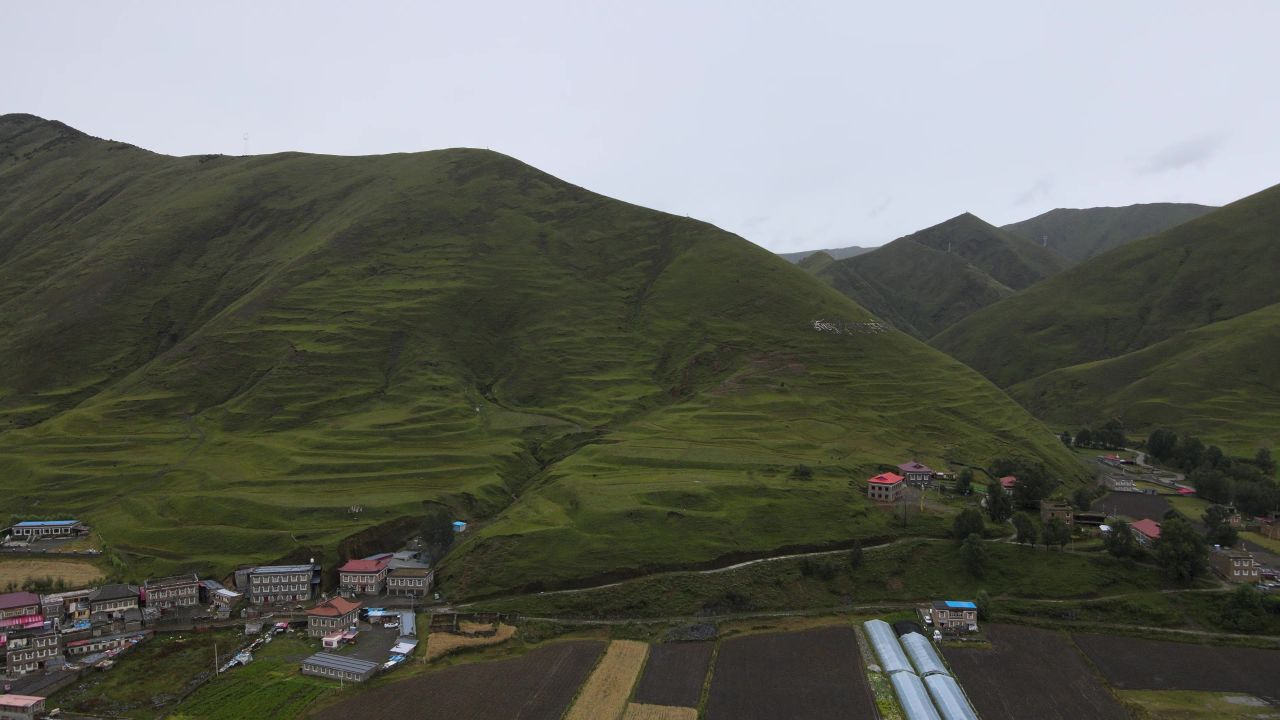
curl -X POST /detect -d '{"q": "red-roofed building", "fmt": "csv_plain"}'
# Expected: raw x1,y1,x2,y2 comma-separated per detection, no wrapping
0,693,46,720
867,472,905,503
0,592,43,631
999,476,1018,492
1131,518,1162,545
306,597,363,637
897,461,934,485
338,556,392,595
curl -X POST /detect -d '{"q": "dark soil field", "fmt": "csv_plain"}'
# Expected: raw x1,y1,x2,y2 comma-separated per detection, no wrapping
1092,492,1170,521
704,626,875,720
1075,633,1280,700
632,641,714,708
312,640,604,720
943,625,1128,720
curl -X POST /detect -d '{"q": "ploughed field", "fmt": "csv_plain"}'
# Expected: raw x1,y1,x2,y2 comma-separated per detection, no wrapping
1091,492,1172,522
1075,633,1280,701
632,641,714,707
704,627,875,720
312,640,603,720
943,624,1129,720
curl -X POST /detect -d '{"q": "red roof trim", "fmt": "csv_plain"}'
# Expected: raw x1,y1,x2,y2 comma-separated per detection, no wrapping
306,597,362,617
1131,518,1162,540
338,557,390,574
869,472,904,485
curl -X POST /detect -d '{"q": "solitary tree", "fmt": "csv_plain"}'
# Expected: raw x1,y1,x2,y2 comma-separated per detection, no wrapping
955,468,973,496
1202,505,1239,547
952,508,986,543
1042,518,1071,550
961,533,987,577
1059,431,1073,447
986,480,1013,523
974,589,992,621
1256,448,1276,475
1012,512,1038,544
1104,519,1138,559
1153,516,1208,585
1072,487,1094,511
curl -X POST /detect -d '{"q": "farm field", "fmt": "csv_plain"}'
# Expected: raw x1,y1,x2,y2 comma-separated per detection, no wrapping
170,632,332,720
424,622,517,661
703,626,874,720
1075,633,1280,699
1091,492,1172,521
564,639,649,720
1118,690,1280,719
943,624,1129,720
632,641,714,708
0,557,104,590
311,640,604,720
622,703,699,720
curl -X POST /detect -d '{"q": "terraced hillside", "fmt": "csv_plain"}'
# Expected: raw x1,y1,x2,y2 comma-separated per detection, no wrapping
812,213,1069,339
1003,202,1215,265
935,183,1280,451
0,114,1081,597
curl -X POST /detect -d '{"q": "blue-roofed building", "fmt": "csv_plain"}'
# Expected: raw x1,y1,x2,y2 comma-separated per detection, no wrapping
6,519,87,541
452,521,468,533
929,600,978,633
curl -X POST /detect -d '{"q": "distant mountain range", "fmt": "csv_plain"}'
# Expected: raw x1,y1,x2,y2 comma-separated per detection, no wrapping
779,245,873,264
933,185,1280,451
0,114,1081,597
1001,203,1216,265
804,213,1068,339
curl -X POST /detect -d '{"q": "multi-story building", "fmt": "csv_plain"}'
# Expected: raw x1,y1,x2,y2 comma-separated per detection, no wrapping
301,653,378,683
929,600,979,632
338,556,391,595
247,565,317,605
4,520,87,542
3,629,61,675
0,593,44,632
867,472,905,503
386,567,435,597
1130,518,1162,546
88,584,139,617
1039,499,1075,528
306,597,362,638
1210,546,1261,584
143,573,200,611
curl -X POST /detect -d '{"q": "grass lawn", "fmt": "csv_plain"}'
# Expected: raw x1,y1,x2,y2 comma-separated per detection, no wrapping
170,632,334,720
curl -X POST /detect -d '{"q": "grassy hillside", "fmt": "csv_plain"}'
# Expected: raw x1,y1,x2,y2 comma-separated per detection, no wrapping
778,245,873,263
0,114,1083,597
812,213,1068,339
1010,302,1280,451
935,184,1280,450
1003,203,1215,265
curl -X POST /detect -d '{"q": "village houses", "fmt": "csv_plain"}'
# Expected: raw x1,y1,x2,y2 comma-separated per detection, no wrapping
929,600,979,633
0,694,46,720
305,597,362,638
3,520,88,542
1210,546,1261,584
143,573,200,611
897,461,934,486
1130,518,1162,546
1039,499,1074,528
339,555,392,595
88,584,139,616
243,564,317,605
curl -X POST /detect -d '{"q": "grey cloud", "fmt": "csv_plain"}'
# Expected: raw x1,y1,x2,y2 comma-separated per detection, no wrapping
1013,177,1053,206
1136,134,1226,175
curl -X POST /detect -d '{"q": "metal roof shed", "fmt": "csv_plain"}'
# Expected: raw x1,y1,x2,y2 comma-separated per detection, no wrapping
863,619,913,675
891,671,942,720
923,673,979,720
900,631,950,677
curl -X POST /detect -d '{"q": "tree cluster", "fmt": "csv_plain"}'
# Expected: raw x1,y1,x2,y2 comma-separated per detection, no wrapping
988,458,1055,510
1152,515,1208,585
1071,419,1127,450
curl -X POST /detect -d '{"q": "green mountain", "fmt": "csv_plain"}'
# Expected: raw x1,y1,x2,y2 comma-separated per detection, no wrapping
812,213,1069,339
778,245,873,264
0,114,1082,597
1003,202,1216,264
934,183,1280,451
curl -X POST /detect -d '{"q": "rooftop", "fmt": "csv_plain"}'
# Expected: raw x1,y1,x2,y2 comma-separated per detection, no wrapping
389,565,432,576
11,520,79,528
250,564,315,575
869,472,905,485
339,557,391,574
144,573,199,588
0,694,45,708
897,461,933,474
90,584,139,602
1131,518,1162,540
306,597,362,618
1000,475,1018,489
933,600,977,610
302,652,379,674
0,591,41,610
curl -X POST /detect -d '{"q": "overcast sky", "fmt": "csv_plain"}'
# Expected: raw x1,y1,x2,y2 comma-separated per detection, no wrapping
5,2,1279,252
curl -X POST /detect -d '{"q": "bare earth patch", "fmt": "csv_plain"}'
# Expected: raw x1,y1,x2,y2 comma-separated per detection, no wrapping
425,623,517,661
0,558,104,589
564,639,650,720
